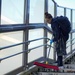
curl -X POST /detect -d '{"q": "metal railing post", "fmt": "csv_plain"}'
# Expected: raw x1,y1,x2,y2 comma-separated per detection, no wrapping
23,0,30,70
54,2,57,61
70,9,73,53
0,0,1,24
44,0,48,61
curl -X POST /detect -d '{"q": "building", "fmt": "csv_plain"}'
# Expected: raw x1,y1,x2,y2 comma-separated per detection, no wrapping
0,0,75,75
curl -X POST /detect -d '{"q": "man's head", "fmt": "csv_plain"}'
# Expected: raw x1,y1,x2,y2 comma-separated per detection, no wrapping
44,12,53,24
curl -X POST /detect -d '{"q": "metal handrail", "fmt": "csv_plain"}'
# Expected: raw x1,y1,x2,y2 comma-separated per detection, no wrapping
0,44,47,62
0,24,52,33
66,38,75,44
0,33,75,59
66,37,75,49
0,37,54,62
66,41,75,49
0,37,50,50
0,44,54,62
0,24,75,62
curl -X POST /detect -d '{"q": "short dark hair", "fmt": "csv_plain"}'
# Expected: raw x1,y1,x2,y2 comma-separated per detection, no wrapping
45,12,53,19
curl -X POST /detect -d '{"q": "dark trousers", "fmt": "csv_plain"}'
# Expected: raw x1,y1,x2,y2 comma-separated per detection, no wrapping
55,38,67,66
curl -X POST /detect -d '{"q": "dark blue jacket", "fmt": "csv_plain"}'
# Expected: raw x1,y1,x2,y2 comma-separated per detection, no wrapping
51,16,70,42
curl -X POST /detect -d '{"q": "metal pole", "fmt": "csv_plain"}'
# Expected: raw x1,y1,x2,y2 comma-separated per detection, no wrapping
44,0,48,61
64,8,66,16
23,0,30,70
54,3,57,61
70,9,73,53
0,0,2,24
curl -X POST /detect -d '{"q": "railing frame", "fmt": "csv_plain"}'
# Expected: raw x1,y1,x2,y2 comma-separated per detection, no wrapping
0,0,75,74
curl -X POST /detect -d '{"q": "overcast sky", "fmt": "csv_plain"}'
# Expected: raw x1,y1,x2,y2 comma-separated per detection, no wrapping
54,0,75,9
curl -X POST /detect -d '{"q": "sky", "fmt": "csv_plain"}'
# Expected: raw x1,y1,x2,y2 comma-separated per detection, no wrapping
55,0,75,9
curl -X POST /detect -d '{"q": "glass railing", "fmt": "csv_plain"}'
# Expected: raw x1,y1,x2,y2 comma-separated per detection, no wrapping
0,23,53,75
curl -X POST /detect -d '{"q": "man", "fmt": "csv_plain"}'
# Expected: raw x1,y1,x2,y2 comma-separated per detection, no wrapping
44,12,71,68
